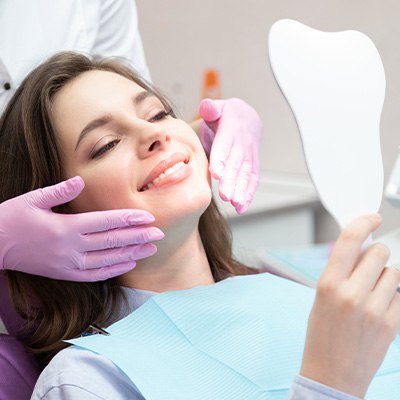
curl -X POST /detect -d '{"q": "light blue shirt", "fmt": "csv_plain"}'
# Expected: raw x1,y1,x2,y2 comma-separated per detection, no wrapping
31,286,360,400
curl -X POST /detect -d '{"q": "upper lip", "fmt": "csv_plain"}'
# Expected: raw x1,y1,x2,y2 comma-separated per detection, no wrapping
139,152,188,191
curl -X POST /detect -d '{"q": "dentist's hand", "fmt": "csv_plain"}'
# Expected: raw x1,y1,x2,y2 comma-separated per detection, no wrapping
199,98,262,214
0,177,164,281
301,214,400,398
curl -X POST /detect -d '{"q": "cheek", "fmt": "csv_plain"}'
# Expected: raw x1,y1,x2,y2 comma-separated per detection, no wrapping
193,141,212,189
67,163,135,213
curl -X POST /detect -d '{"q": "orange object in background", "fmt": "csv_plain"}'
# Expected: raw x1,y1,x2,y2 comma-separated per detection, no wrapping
193,69,221,120
201,69,221,100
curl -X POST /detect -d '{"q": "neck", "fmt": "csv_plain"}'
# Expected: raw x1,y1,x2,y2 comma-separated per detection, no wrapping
119,222,215,293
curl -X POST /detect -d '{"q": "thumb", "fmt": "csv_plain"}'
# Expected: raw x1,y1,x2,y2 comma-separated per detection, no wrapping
28,176,85,209
198,98,225,123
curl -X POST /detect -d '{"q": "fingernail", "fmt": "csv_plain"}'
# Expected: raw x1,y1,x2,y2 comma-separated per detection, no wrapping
69,176,83,184
212,162,224,179
135,243,158,258
65,176,84,193
218,190,229,202
106,262,136,279
235,204,246,215
148,227,165,240
237,200,250,215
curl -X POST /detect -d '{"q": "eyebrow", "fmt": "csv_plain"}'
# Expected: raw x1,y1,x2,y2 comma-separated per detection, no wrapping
134,90,155,105
74,91,158,151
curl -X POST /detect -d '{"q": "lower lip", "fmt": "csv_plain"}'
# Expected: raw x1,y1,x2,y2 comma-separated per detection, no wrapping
143,162,192,192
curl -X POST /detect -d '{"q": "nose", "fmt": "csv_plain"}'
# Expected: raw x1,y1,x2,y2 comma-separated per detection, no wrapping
137,121,171,158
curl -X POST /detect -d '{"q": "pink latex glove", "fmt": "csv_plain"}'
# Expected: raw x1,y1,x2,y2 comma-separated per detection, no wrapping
0,176,164,281
199,98,262,214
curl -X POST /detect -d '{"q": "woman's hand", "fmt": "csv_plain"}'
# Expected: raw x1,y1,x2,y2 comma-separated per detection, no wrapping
199,98,262,215
0,177,164,281
300,214,400,398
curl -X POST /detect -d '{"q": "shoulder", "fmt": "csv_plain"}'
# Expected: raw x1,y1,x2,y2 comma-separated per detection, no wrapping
31,346,144,400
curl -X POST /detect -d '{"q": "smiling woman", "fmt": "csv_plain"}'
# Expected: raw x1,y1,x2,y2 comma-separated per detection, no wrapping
0,52,254,367
53,67,211,233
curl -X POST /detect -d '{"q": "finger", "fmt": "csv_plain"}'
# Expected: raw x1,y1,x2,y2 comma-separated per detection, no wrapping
84,243,157,270
200,123,216,155
198,98,224,122
231,158,253,208
65,262,137,282
75,209,156,234
350,243,390,293
208,128,233,179
81,226,164,252
235,201,249,215
385,291,400,333
232,151,259,209
369,267,400,312
218,150,243,201
234,172,259,214
29,176,85,209
321,214,382,282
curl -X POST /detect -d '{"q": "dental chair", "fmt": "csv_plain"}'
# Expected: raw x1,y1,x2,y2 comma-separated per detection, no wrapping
0,272,40,400
0,334,40,399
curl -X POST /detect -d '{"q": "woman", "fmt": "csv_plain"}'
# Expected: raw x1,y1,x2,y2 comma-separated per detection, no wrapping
1,52,399,399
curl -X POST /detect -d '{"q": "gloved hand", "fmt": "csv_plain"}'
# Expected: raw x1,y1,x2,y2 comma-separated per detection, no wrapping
0,176,164,281
199,98,262,214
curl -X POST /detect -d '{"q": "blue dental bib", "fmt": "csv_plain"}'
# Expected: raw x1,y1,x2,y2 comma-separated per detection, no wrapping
69,273,400,399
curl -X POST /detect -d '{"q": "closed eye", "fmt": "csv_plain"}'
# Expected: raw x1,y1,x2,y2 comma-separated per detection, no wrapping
90,139,121,159
149,109,172,122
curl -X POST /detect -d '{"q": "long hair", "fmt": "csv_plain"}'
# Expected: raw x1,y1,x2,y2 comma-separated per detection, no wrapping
0,52,255,365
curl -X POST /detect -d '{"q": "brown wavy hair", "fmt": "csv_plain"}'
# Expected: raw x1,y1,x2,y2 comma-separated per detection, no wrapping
0,52,256,366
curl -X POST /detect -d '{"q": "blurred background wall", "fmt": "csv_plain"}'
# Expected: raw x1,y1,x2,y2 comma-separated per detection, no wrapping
136,0,400,239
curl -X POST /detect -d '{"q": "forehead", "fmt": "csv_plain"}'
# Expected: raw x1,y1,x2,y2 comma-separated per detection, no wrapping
51,70,147,140
53,69,144,108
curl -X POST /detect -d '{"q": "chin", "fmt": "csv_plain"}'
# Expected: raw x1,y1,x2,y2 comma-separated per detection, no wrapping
154,186,212,230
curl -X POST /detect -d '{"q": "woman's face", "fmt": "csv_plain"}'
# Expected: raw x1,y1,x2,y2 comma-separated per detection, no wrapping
52,70,211,229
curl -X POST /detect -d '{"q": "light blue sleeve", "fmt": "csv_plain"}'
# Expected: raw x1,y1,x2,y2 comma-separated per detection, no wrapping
32,348,361,400
289,375,362,400
31,347,144,400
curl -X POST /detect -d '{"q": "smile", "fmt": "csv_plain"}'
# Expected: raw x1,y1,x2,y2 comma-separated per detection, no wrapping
141,161,186,191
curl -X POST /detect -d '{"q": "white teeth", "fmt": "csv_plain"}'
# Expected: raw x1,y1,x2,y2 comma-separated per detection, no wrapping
173,162,184,171
142,161,185,191
164,167,175,175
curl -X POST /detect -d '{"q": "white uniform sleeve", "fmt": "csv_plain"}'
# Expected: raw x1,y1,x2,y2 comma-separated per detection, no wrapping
38,386,119,400
91,0,151,81
288,375,362,400
31,347,145,400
